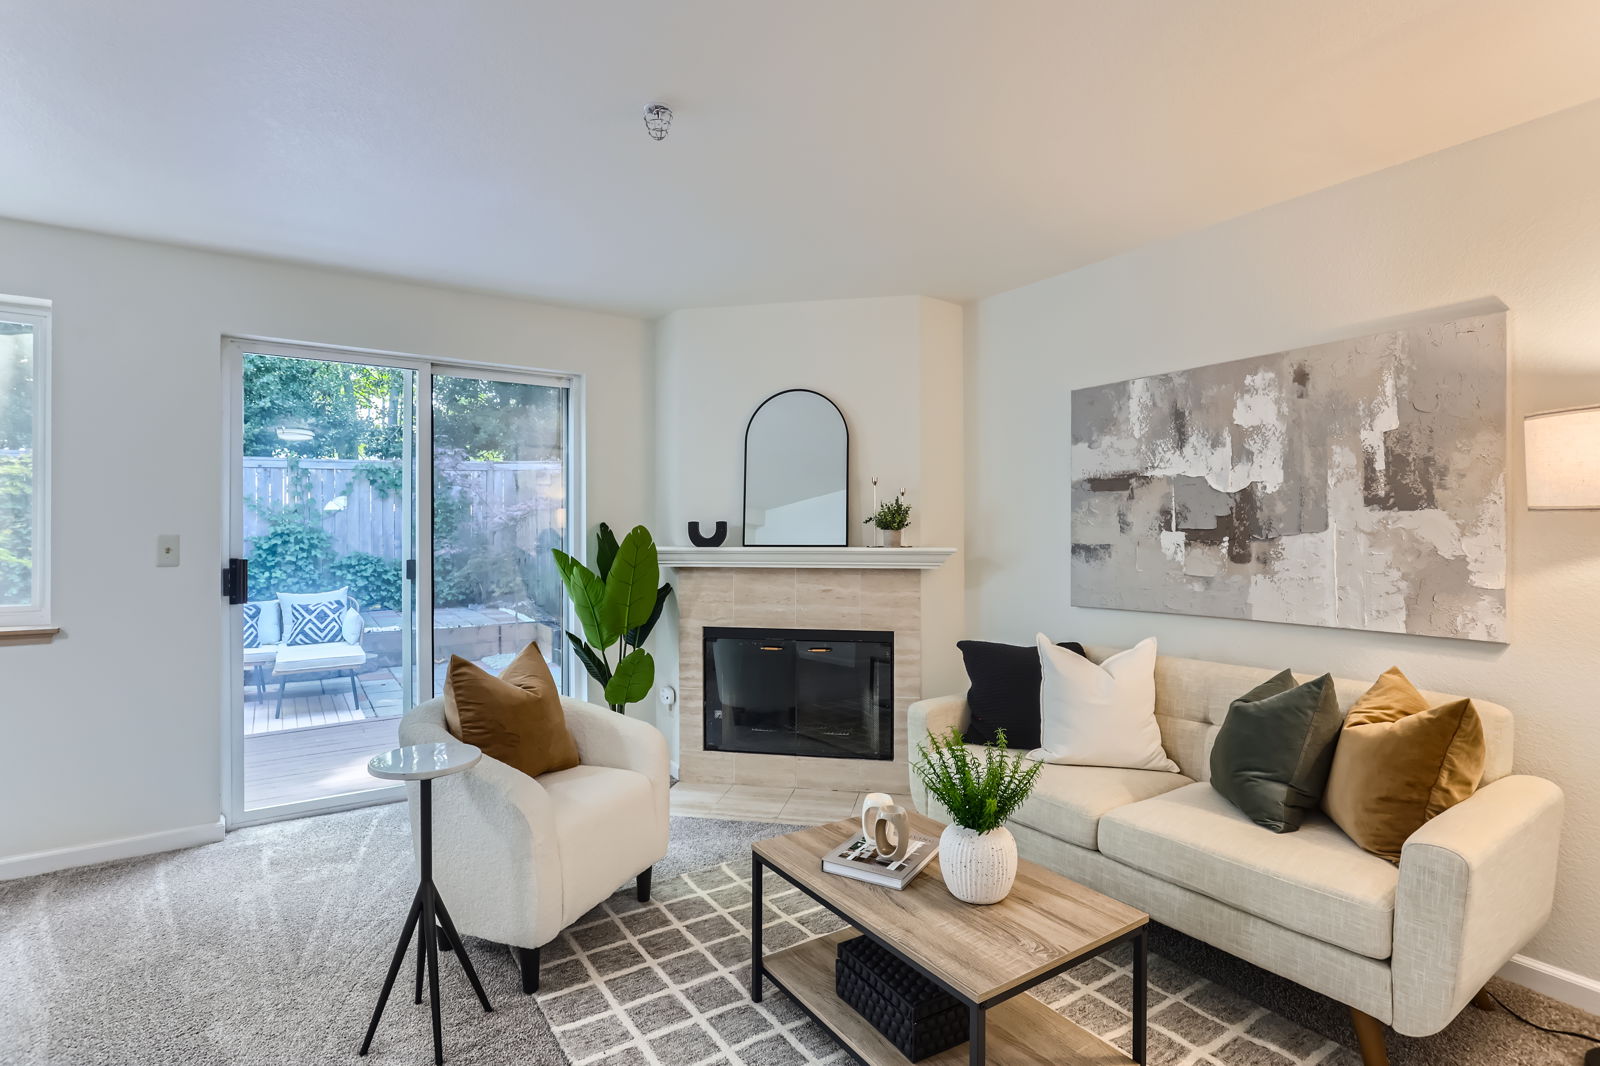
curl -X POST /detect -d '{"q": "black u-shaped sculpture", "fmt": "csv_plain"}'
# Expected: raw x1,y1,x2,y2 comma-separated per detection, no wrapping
688,521,728,547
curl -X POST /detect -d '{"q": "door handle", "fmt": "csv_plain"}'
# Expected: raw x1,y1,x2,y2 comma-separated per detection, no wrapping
222,558,249,605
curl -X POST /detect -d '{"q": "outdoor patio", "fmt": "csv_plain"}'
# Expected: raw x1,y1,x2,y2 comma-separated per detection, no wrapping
241,606,563,810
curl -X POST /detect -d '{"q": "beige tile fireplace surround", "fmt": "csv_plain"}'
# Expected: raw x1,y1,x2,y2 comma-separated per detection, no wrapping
675,566,927,794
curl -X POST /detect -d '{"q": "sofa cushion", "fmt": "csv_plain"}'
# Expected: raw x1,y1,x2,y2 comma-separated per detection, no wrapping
243,644,280,666
443,648,580,781
273,641,367,673
1009,761,1194,850
541,763,656,923
958,638,1086,749
1209,669,1343,833
1100,782,1399,959
1323,666,1486,864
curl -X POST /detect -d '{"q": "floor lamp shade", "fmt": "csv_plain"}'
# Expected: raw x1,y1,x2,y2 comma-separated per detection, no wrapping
1525,405,1600,509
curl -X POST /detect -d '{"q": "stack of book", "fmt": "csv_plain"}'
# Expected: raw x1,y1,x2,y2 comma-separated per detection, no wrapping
821,832,939,890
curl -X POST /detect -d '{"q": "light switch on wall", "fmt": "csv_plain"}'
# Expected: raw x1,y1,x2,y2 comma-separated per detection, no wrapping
156,534,180,567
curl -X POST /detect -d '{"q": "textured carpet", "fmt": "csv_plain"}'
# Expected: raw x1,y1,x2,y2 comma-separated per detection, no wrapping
0,806,800,1066
2,804,1596,1065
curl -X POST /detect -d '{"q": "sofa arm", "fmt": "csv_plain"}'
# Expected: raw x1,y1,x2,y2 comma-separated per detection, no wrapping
1391,775,1564,1036
398,699,565,948
562,699,672,836
906,695,971,818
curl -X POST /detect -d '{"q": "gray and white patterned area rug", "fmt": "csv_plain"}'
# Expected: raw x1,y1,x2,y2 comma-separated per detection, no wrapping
534,861,1362,1066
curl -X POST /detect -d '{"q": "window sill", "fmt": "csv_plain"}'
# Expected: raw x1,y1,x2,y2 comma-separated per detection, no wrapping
0,626,60,646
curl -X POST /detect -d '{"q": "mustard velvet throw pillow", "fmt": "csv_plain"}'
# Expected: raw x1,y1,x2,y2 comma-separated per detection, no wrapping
1323,667,1486,863
443,642,580,780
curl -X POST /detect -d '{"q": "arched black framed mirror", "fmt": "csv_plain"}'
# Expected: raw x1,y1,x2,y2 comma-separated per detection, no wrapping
742,389,849,546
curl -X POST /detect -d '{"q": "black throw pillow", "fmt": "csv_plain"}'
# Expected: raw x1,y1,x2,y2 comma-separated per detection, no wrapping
958,639,1087,749
1209,669,1343,833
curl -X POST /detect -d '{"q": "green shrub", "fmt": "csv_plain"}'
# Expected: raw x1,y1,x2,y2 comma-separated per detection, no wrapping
0,454,31,604
330,551,402,611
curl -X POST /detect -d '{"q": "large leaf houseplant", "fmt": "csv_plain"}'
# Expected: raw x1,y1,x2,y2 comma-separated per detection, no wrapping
552,523,673,713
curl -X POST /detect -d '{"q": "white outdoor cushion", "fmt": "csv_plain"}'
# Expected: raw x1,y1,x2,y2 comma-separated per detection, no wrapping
273,641,367,674
243,644,280,666
1008,761,1194,850
1030,636,1179,773
1100,781,1399,959
539,763,658,924
341,607,362,644
248,600,282,645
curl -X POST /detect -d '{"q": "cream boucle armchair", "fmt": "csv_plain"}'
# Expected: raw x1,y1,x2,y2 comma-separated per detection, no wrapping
399,695,670,992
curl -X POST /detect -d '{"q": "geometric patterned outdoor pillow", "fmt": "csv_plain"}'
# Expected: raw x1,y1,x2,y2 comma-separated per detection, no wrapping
242,602,260,648
285,600,344,646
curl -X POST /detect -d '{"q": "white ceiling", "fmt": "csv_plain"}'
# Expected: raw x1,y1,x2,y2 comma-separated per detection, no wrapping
5,1,1600,315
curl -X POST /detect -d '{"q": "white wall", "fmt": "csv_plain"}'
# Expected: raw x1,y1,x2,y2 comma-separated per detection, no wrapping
968,97,1600,981
0,216,652,865
653,296,966,766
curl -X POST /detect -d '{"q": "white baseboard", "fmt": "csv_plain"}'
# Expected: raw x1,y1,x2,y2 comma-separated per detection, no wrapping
0,817,227,881
1498,953,1600,1015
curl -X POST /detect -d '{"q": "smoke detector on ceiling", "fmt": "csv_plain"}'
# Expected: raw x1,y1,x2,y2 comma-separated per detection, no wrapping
643,103,673,141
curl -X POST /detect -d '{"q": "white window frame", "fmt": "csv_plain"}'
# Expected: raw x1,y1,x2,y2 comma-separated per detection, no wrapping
0,297,51,630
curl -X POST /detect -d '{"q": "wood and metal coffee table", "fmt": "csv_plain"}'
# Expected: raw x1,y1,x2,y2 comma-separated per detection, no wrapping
752,811,1148,1066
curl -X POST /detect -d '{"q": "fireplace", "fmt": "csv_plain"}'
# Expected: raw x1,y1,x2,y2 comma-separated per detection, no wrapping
703,626,894,760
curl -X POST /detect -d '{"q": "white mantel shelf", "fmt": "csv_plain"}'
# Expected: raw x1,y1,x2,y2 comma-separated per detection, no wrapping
657,546,956,570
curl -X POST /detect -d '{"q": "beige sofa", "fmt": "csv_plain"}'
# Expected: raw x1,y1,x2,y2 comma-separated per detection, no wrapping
908,645,1563,1066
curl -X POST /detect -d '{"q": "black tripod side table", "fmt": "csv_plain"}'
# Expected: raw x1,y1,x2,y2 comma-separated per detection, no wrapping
360,742,493,1065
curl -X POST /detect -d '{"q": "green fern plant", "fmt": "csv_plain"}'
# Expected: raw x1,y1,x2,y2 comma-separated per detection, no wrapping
551,523,673,713
913,728,1042,833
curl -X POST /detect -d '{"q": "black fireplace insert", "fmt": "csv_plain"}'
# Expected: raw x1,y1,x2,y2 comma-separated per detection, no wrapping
703,626,894,760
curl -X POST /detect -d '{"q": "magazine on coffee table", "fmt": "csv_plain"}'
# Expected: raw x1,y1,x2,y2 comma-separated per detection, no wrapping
821,832,940,890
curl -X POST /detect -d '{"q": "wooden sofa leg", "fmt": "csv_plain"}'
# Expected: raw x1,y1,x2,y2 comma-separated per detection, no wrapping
515,946,539,994
1470,986,1497,1011
637,866,653,903
1349,1007,1390,1066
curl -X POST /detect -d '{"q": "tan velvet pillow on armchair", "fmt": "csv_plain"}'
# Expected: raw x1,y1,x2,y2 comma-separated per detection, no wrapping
1323,667,1485,863
443,642,580,780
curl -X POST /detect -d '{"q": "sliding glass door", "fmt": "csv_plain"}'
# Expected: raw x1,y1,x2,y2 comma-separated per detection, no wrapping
224,341,573,825
431,372,570,691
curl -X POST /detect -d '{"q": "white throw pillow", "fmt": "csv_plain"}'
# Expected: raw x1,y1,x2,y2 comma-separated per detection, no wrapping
1028,635,1179,772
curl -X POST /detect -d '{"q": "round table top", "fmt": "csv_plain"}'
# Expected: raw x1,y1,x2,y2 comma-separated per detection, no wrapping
368,742,482,781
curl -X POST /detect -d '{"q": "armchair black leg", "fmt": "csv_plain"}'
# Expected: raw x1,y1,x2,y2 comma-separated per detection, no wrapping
515,947,539,995
637,867,653,903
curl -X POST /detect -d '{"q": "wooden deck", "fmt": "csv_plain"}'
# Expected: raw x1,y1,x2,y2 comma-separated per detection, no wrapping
241,655,543,811
238,606,564,811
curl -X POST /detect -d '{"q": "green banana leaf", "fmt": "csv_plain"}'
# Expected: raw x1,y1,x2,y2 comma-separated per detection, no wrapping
595,522,620,581
624,583,673,648
552,549,616,650
567,632,612,686
602,525,660,634
604,648,656,706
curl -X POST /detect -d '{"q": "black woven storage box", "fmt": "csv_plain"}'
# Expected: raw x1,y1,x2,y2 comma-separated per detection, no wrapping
835,936,967,1061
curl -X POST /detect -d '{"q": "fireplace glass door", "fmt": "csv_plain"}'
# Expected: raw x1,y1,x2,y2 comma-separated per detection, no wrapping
703,627,893,760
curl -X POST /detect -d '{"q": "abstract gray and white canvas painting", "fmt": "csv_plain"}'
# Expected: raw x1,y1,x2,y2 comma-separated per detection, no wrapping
1071,313,1507,642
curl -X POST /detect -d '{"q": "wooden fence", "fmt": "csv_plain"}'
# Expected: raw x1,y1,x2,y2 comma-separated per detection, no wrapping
242,457,565,560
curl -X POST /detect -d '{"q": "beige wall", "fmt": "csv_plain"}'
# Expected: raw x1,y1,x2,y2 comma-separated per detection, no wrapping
966,97,1600,981
0,217,652,863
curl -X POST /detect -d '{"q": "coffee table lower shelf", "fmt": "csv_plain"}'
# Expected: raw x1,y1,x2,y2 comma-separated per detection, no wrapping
762,930,1128,1066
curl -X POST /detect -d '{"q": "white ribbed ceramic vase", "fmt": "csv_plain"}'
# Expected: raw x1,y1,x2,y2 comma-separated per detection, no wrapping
939,824,1018,905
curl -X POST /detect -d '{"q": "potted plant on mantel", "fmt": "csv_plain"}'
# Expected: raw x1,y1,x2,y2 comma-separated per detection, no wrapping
913,728,1042,904
864,478,912,547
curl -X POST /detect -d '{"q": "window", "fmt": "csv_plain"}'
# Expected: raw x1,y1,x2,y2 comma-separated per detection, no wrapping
0,298,50,629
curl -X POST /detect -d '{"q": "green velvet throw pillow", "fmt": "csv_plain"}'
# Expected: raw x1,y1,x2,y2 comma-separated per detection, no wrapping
1210,669,1344,833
